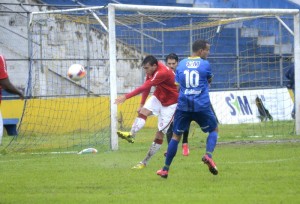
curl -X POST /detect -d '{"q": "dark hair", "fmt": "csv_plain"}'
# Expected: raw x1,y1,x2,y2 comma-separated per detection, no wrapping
192,40,209,53
165,53,179,62
142,55,158,66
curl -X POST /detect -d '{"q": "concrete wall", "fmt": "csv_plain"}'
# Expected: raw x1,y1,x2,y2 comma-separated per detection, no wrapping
0,0,146,98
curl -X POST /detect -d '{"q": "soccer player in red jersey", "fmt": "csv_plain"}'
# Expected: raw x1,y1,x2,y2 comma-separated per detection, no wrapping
0,55,24,144
115,55,178,169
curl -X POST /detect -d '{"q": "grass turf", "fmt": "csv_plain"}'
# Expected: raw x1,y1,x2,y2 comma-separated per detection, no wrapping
0,127,300,203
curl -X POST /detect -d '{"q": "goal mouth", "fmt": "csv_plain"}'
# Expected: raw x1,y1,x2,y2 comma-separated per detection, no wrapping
1,4,299,153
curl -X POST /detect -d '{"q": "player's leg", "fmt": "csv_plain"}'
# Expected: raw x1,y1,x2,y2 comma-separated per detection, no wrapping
129,107,150,135
163,122,173,157
117,96,158,143
161,104,176,157
157,110,189,178
194,109,219,175
132,101,175,169
182,131,189,156
117,109,150,143
166,122,173,144
182,122,190,156
132,131,165,169
157,133,181,178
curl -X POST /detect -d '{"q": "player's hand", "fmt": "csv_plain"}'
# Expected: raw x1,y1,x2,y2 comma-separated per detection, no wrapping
19,93,25,100
18,90,25,100
114,95,126,104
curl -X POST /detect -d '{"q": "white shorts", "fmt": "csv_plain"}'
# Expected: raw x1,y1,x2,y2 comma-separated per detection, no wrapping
143,95,177,134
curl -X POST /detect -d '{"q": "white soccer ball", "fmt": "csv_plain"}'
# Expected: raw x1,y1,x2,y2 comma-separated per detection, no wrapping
67,64,86,81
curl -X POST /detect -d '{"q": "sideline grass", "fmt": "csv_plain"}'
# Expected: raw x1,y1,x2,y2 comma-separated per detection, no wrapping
1,130,300,203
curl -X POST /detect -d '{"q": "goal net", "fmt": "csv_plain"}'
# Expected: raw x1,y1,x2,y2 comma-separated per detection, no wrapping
5,6,113,153
107,5,299,144
3,4,299,153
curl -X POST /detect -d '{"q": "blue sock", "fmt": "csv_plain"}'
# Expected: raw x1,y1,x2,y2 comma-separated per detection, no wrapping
163,139,179,171
206,131,218,158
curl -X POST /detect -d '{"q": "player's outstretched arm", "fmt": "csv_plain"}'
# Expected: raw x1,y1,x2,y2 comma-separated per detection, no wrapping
114,95,126,104
0,78,24,99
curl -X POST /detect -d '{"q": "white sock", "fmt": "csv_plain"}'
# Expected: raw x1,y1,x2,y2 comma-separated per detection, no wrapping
130,117,145,136
141,142,162,165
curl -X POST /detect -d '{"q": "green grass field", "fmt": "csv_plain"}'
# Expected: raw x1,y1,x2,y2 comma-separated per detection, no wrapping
1,123,300,204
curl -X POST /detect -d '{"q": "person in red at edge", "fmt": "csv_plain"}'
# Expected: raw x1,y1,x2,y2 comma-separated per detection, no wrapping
0,55,24,144
115,55,178,170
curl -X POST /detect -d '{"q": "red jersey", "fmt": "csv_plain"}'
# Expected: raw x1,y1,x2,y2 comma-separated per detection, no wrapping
125,62,178,106
0,55,9,103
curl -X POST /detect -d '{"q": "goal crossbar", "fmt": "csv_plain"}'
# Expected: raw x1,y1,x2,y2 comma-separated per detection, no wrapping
109,3,299,15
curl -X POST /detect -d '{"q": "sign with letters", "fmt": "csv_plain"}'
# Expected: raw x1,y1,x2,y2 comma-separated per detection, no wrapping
210,88,293,124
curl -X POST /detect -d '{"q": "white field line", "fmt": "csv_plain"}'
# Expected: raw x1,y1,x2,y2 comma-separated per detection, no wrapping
29,151,78,155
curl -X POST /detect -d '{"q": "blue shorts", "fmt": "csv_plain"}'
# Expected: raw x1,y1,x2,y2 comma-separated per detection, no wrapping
172,108,218,135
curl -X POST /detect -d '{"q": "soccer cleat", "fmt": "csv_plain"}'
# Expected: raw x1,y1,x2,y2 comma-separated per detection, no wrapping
182,143,189,156
131,162,146,170
117,131,135,143
156,169,168,178
164,151,167,157
202,154,218,175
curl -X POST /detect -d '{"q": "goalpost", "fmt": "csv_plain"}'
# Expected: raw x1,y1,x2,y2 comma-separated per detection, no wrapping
3,4,299,153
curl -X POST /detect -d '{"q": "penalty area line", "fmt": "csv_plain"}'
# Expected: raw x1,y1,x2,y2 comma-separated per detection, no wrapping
29,151,79,155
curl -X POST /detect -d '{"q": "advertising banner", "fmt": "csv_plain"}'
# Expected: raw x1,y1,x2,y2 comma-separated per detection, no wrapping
210,88,293,124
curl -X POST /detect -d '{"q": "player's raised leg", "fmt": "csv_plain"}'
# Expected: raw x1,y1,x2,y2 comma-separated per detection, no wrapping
118,108,150,143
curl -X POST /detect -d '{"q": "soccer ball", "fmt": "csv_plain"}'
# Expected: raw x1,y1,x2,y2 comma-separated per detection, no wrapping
67,64,86,81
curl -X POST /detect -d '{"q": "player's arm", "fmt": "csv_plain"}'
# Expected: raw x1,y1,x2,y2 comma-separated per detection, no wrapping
175,67,181,92
114,80,153,104
140,87,151,105
0,78,24,99
139,74,151,105
206,62,213,85
207,75,213,84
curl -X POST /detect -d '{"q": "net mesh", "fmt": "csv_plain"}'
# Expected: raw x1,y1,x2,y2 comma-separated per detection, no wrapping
112,10,295,138
6,10,112,153
2,6,296,153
